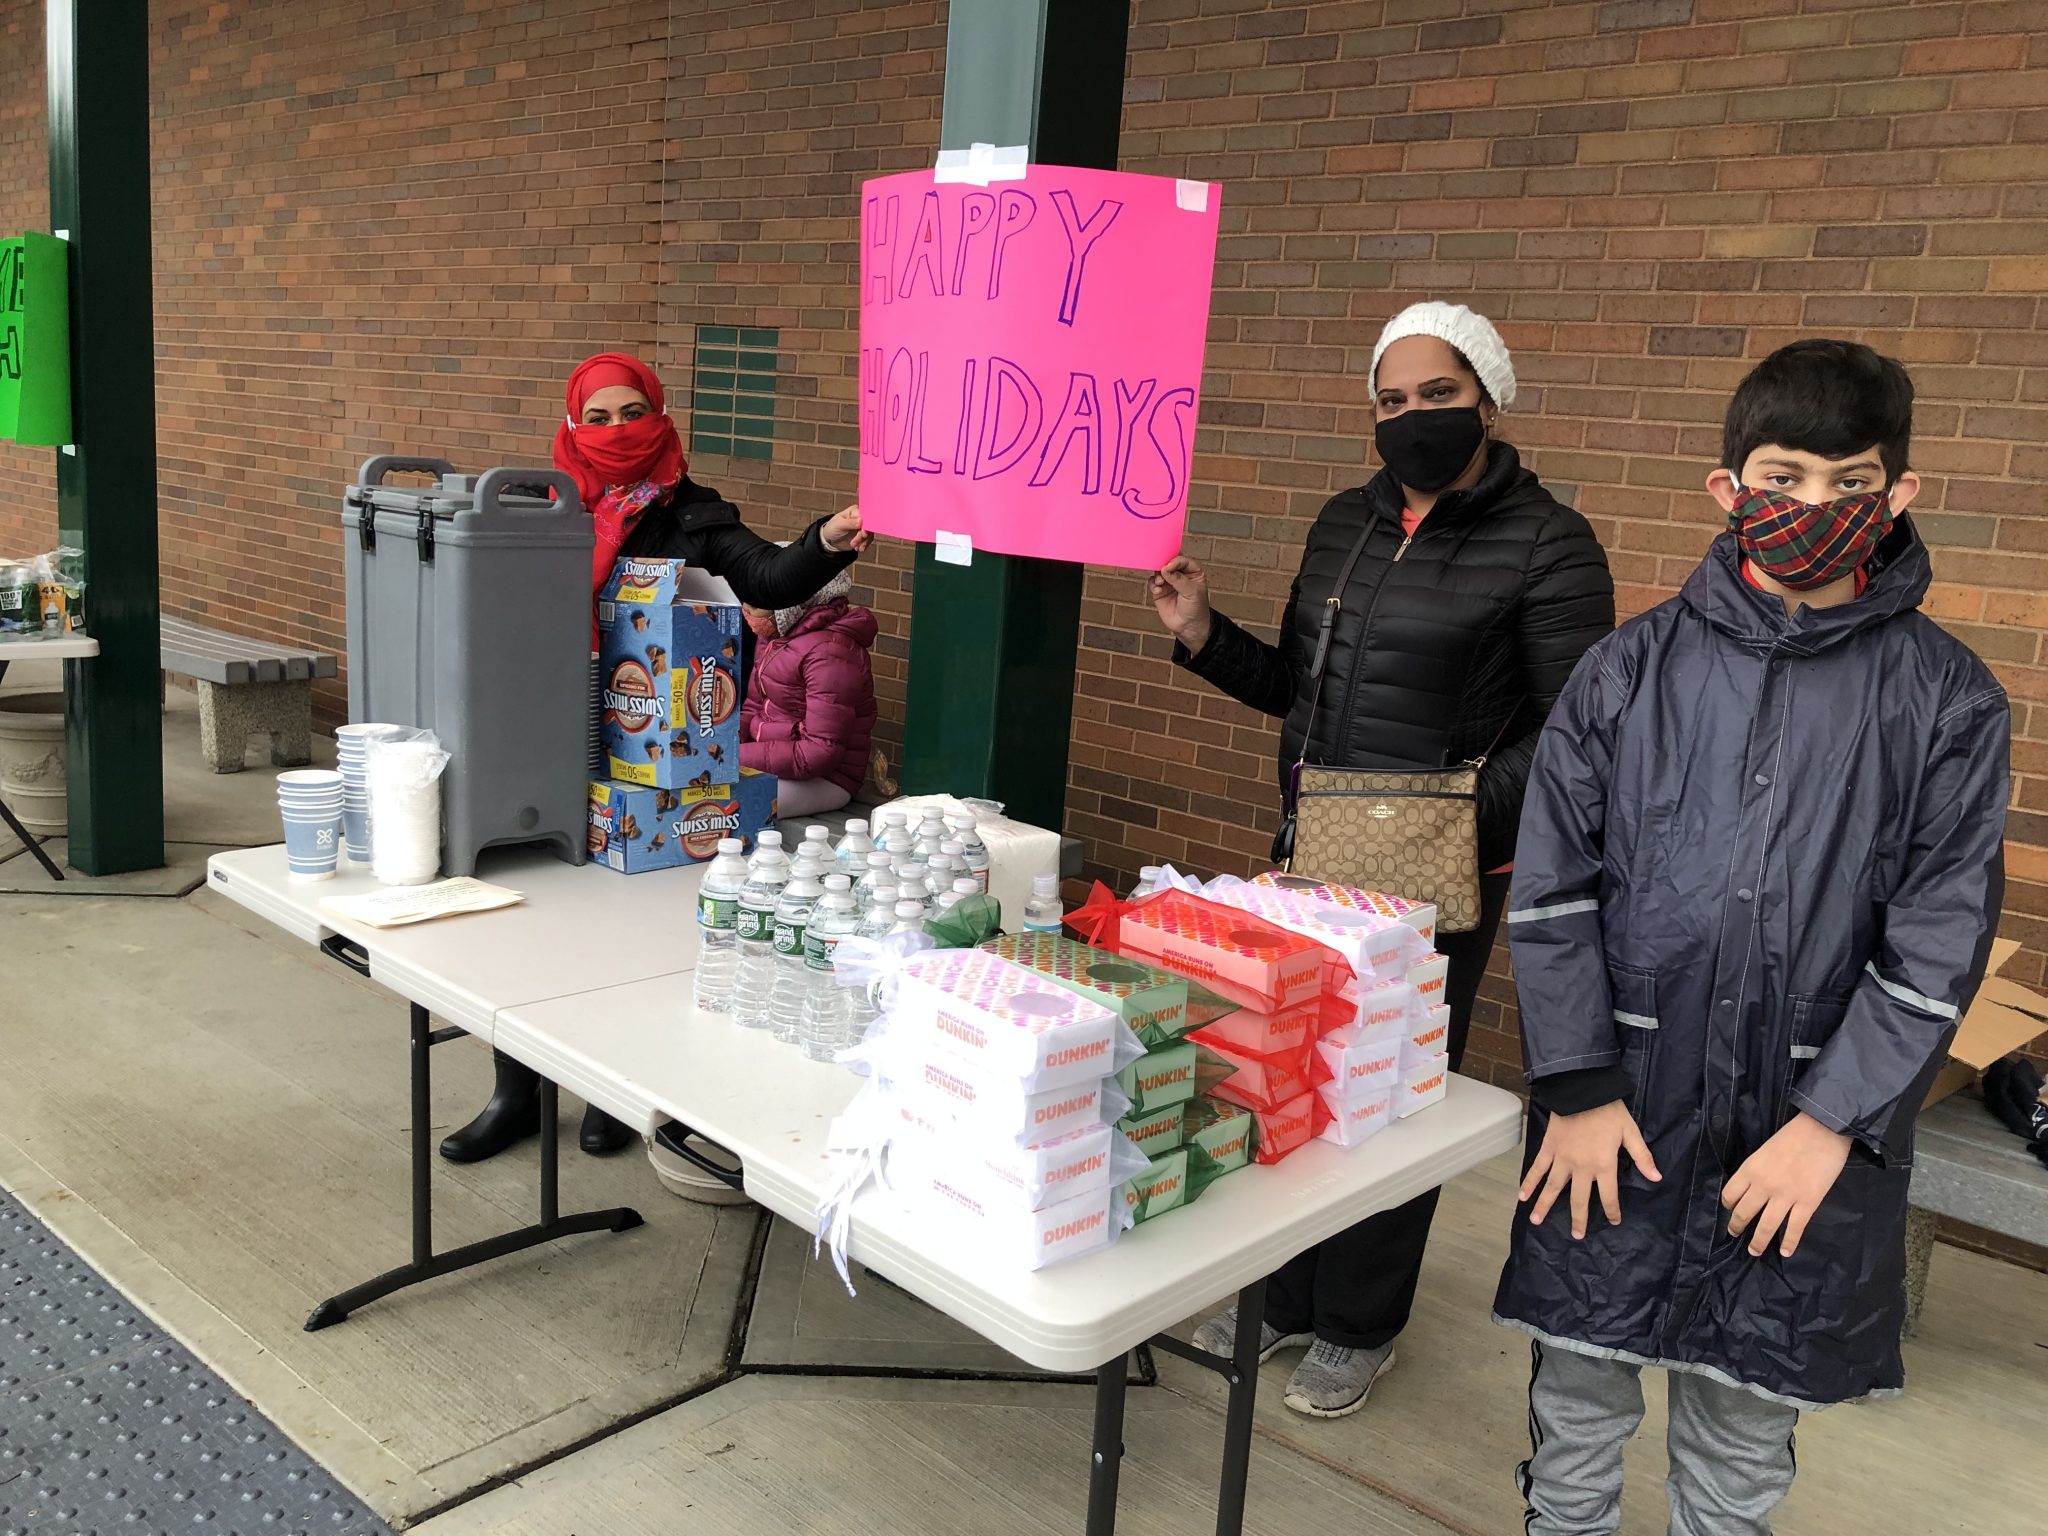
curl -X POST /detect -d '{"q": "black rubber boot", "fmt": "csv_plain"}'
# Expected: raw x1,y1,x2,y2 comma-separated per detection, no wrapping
440,1049,542,1163
580,1104,637,1156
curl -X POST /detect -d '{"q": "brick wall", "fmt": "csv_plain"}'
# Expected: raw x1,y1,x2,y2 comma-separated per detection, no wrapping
1105,0,2048,1088
0,0,672,710
2,0,2045,1097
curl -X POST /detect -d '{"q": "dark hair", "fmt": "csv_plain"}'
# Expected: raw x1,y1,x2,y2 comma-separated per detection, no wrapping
1721,339,1913,485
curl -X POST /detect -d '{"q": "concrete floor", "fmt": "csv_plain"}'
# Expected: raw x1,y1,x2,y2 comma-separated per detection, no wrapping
4,704,2047,1534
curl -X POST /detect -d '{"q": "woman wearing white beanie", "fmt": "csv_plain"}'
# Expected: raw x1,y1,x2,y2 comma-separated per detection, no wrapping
1150,301,1614,1419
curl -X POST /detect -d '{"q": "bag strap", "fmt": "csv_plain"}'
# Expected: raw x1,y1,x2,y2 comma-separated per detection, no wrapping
1300,519,1378,754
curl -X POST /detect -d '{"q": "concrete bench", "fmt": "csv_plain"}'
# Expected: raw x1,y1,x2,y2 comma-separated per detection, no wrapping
1904,1092,2048,1332
160,616,338,774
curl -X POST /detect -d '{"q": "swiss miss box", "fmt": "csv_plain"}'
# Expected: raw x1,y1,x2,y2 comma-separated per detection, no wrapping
598,557,744,788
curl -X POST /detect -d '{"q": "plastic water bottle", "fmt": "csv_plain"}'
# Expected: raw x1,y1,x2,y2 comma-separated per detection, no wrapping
800,824,834,869
949,812,992,894
770,866,823,1045
863,880,900,921
1129,865,1164,901
915,816,948,860
733,831,790,1030
878,807,909,838
834,818,874,870
800,875,861,1061
896,875,932,920
1022,873,1065,934
936,876,980,915
889,899,927,940
882,828,915,860
853,850,893,907
927,852,960,889
691,838,750,1014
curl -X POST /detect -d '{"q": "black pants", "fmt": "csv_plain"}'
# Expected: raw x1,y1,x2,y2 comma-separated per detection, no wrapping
1266,871,1513,1349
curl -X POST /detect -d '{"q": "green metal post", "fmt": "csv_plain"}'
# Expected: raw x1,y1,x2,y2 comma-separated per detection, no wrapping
899,0,1129,834
47,0,165,874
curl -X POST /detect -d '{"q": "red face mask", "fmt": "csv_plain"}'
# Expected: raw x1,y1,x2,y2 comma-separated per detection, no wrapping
1729,481,1895,592
565,411,676,494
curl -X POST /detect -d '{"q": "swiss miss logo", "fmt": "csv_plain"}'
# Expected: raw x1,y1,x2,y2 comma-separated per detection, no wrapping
685,656,738,734
675,800,742,859
616,558,670,585
604,659,661,733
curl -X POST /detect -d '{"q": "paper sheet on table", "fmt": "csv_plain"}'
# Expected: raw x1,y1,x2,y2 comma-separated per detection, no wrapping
319,877,525,928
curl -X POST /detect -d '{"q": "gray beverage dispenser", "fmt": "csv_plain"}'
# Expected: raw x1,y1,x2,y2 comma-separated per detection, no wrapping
342,456,593,876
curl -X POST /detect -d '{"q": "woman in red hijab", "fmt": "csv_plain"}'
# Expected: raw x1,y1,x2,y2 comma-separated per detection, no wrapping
442,351,872,1167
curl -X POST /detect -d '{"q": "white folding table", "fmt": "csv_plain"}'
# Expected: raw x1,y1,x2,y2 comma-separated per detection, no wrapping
206,843,1525,1536
0,632,99,881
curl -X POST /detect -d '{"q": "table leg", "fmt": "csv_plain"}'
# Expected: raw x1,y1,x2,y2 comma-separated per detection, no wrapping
0,791,65,881
303,1001,645,1331
1085,1351,1128,1536
1213,1277,1268,1536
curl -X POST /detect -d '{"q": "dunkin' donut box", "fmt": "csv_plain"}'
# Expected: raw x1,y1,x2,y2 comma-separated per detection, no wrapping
588,768,778,874
598,557,744,788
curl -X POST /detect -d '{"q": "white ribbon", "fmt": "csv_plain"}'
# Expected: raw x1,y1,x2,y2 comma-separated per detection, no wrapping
831,927,937,1013
812,1082,898,1296
1154,863,1240,898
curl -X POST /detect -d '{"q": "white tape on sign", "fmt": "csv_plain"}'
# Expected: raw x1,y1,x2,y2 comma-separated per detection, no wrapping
1175,179,1210,213
933,142,1029,187
934,530,973,566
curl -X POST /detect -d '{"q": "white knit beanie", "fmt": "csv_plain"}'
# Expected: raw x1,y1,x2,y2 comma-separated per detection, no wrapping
1369,302,1517,410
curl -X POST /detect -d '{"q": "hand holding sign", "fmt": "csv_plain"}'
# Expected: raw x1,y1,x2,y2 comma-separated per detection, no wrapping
856,166,1221,570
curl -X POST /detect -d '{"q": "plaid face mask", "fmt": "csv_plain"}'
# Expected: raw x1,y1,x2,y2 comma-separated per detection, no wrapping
1729,481,1895,592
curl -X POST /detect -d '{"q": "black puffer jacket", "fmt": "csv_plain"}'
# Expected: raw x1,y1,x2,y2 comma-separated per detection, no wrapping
619,478,855,609
1179,443,1614,868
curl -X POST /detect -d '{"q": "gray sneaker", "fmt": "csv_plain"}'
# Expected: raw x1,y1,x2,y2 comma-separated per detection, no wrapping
1190,1305,1314,1364
1282,1339,1397,1419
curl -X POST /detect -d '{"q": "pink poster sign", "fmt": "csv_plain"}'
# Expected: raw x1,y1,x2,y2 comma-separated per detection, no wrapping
856,164,1222,570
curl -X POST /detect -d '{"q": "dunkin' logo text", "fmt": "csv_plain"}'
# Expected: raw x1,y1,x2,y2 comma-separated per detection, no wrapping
1043,1208,1106,1247
1138,1060,1194,1095
1048,1151,1107,1186
1211,1130,1250,1161
1347,1053,1397,1084
1047,1039,1110,1070
1034,1090,1095,1125
1128,1005,1183,1034
937,1011,988,1051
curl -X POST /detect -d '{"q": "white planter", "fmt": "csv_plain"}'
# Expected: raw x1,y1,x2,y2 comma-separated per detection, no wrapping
0,693,68,837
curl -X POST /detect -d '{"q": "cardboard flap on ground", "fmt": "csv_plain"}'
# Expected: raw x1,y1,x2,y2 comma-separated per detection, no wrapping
1924,938,2048,1106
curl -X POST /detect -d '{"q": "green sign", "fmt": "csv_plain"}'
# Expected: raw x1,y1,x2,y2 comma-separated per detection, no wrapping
0,232,72,447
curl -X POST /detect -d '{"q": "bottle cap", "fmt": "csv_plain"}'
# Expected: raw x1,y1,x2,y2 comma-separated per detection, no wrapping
1140,865,1162,879
758,829,784,848
844,818,869,835
824,874,851,891
717,838,743,855
953,878,979,895
868,850,892,869
895,900,925,919
1033,873,1059,897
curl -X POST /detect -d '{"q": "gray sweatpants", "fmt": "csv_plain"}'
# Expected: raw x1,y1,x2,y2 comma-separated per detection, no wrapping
1519,1341,1800,1536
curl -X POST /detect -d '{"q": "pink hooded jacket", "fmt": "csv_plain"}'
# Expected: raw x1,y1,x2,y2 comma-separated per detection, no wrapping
740,573,878,795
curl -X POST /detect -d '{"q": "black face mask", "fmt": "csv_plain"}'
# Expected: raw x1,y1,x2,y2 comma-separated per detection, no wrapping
1374,405,1487,493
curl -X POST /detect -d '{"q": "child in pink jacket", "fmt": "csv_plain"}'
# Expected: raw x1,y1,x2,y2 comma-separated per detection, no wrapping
740,568,878,817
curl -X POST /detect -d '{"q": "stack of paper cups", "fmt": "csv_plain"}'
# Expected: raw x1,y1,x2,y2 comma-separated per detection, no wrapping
276,769,346,882
335,723,403,864
368,740,446,886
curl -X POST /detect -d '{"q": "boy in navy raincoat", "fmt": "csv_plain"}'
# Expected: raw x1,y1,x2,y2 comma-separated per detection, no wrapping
1494,341,2009,1535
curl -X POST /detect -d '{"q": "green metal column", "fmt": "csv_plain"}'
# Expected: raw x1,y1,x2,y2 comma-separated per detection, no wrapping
899,0,1129,834
47,0,165,874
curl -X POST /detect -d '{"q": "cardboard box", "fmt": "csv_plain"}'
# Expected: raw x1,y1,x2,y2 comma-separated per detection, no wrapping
893,948,1129,1093
1209,881,1429,991
1923,937,2048,1108
1207,1040,1320,1114
1317,1022,1406,1101
587,770,779,874
598,557,744,787
1116,1040,1200,1117
878,1043,1123,1148
1123,1148,1190,1224
1401,1003,1453,1073
1326,975,1419,1034
1119,1101,1187,1160
1318,1084,1396,1148
1249,1090,1325,1165
888,1109,1122,1211
1184,1097,1256,1191
894,1171,1122,1271
981,933,1192,1047
1397,1053,1450,1118
1117,889,1325,1012
1253,871,1438,946
1189,998,1320,1060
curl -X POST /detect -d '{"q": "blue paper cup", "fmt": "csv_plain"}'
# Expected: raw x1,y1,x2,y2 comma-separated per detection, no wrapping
282,807,342,881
